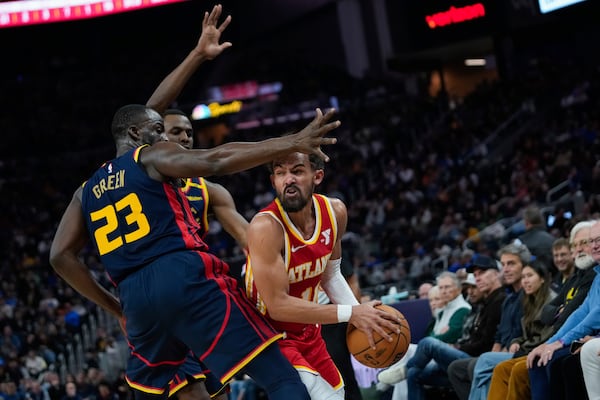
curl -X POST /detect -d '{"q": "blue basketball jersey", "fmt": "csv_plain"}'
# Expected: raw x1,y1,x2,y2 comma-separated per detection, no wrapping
80,145,207,284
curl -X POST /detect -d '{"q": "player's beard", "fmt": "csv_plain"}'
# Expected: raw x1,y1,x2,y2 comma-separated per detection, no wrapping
278,185,310,212
575,253,595,270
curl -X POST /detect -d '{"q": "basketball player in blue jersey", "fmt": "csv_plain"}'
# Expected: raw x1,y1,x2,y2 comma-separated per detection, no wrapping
60,6,234,400
50,13,340,397
148,8,235,400
50,104,339,400
162,108,249,400
51,5,335,400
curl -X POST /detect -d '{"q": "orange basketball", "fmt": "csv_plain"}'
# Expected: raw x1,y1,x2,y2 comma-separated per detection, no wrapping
346,304,411,369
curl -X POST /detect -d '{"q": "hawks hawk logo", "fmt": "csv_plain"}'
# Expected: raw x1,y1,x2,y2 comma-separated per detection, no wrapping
321,228,331,245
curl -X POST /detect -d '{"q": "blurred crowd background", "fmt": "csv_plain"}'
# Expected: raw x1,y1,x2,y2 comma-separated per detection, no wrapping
1,0,599,399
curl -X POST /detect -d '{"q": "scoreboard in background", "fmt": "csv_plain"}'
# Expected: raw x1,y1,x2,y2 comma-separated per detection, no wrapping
385,0,497,54
385,0,597,56
538,0,587,14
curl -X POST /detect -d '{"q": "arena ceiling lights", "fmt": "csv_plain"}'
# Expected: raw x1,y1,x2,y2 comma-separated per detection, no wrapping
0,0,186,28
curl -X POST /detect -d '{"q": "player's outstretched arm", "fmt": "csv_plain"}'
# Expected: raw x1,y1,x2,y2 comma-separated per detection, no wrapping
49,188,122,319
145,108,339,180
146,4,232,113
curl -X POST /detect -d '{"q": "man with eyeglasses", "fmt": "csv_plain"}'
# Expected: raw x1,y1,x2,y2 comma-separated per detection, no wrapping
527,220,600,399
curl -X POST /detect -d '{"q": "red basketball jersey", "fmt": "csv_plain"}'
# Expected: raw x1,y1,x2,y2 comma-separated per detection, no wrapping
246,194,338,333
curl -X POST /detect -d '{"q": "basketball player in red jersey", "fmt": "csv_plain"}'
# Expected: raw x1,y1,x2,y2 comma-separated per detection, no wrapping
245,151,401,399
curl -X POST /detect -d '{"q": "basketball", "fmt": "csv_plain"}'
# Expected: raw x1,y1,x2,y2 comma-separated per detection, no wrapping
346,304,411,369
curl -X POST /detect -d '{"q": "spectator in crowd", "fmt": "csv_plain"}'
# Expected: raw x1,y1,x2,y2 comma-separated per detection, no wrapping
24,377,50,400
42,372,65,400
5,357,26,385
23,349,48,379
417,282,433,299
550,238,574,293
454,273,484,337
486,259,557,400
447,243,530,400
0,326,22,356
517,205,555,274
373,283,443,396
376,272,470,394
95,381,119,400
377,256,504,399
468,257,556,400
486,219,595,400
426,285,445,332
431,272,472,343
527,220,600,400
111,370,130,400
448,249,474,273
60,383,81,400
1,380,24,400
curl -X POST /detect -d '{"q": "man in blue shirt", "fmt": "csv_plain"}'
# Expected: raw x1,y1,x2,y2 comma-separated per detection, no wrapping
526,220,600,400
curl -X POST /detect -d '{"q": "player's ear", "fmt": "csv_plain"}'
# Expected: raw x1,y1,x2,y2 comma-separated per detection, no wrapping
128,125,141,141
314,169,324,185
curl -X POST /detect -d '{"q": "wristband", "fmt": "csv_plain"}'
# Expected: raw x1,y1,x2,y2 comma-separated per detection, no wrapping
337,305,352,322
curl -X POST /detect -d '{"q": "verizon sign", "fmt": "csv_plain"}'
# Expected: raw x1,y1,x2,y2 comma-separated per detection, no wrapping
425,3,486,29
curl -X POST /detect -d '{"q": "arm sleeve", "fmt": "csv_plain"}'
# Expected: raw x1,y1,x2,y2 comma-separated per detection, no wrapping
320,258,359,305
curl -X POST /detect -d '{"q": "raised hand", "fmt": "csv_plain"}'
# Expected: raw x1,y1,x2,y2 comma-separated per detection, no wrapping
292,108,340,162
195,4,233,60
